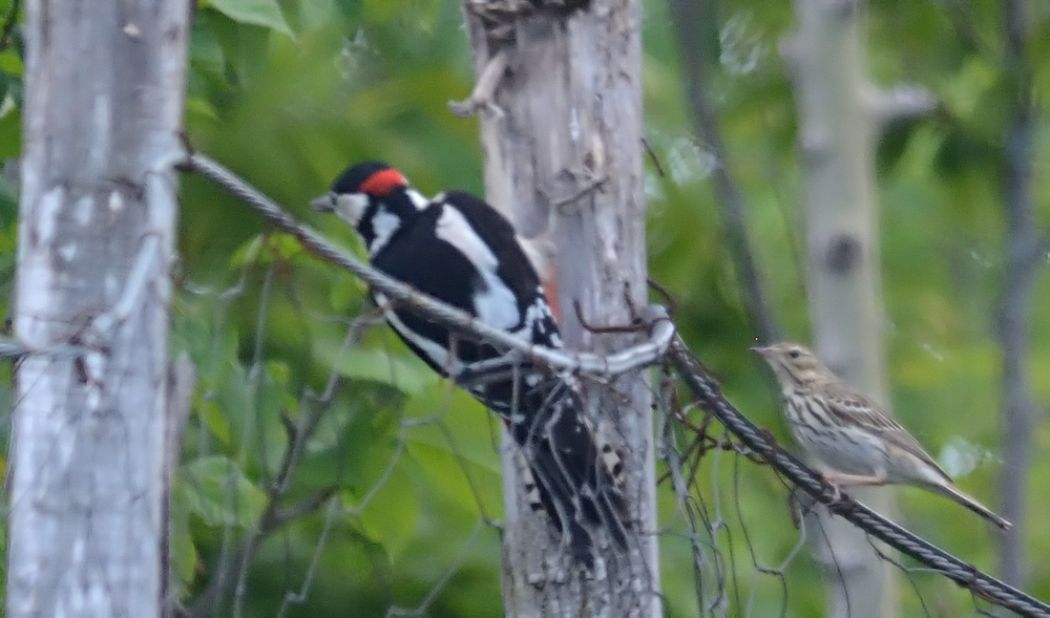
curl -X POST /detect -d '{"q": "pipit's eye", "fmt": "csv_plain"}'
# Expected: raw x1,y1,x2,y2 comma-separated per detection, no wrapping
788,349,801,359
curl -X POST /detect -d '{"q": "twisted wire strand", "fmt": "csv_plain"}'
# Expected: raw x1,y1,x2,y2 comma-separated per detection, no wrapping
668,337,1050,618
183,152,674,379
184,150,1050,617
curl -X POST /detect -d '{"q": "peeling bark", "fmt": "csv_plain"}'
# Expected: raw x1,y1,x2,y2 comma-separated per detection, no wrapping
461,1,659,614
7,1,191,615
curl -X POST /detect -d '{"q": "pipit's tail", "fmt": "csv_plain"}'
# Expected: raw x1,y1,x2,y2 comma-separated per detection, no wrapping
929,481,1011,530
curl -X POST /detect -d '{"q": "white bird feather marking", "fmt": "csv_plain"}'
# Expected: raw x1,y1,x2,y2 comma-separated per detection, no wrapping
374,291,464,376
435,205,521,331
368,207,402,256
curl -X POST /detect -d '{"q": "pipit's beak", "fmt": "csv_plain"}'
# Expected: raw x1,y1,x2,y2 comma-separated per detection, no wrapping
750,345,769,355
310,192,336,212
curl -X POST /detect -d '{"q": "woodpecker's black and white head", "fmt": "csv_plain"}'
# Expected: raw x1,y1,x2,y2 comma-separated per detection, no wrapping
311,161,430,255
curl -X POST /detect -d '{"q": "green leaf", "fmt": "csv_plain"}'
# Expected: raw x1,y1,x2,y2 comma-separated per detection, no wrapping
197,399,232,446
399,379,463,412
208,0,293,38
185,96,219,121
350,468,419,557
170,500,199,590
179,455,267,528
0,107,19,159
0,50,23,74
171,303,240,397
254,360,298,471
401,384,502,515
230,233,265,267
215,361,251,441
207,13,272,85
317,340,437,394
403,440,502,518
327,276,368,313
0,174,17,225
268,232,304,261
229,233,303,267
298,0,336,30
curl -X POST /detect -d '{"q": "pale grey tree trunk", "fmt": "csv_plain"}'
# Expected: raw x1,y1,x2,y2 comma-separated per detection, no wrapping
997,0,1038,589
7,1,191,616
783,1,898,616
460,1,659,615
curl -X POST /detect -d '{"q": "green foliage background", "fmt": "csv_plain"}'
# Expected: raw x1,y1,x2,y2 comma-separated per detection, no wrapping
0,0,1048,614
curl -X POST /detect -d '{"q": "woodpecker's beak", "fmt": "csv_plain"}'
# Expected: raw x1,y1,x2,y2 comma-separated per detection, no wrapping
310,192,337,212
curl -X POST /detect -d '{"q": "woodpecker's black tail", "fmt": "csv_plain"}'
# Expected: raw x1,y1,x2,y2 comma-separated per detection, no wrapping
474,373,630,565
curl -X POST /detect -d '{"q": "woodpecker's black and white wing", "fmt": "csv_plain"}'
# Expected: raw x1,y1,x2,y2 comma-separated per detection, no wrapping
430,190,563,347
323,172,628,564
369,190,560,379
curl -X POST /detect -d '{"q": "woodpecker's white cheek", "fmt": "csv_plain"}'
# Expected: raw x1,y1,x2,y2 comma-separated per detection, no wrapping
334,193,370,227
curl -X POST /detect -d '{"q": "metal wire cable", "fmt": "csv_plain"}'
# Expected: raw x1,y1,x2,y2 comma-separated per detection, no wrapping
182,152,674,379
183,150,1050,617
668,336,1050,618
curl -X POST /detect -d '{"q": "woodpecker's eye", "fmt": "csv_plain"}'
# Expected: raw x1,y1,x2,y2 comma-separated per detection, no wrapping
788,349,801,359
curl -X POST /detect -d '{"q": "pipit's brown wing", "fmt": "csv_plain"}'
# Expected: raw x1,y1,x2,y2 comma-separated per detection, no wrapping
822,381,1010,530
821,380,952,484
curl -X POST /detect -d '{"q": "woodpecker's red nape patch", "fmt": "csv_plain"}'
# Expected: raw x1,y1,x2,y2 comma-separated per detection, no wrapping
542,277,561,322
361,168,407,196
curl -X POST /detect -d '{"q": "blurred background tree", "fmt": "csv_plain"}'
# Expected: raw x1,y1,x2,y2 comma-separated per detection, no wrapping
0,0,1047,615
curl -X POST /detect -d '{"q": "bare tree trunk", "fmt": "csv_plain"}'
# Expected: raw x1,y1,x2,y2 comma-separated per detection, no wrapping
460,1,659,615
783,1,897,616
997,0,1038,589
7,1,190,615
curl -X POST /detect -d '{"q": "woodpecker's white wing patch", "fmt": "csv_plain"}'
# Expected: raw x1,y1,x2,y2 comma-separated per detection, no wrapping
435,205,521,331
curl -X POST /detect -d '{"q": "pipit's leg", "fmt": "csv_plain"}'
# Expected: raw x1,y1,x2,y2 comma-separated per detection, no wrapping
816,470,887,505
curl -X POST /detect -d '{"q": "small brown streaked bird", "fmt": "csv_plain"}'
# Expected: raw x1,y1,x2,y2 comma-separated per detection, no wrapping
753,341,1011,530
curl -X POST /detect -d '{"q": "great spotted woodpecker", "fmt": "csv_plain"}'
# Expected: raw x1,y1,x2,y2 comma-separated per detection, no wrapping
311,162,628,564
